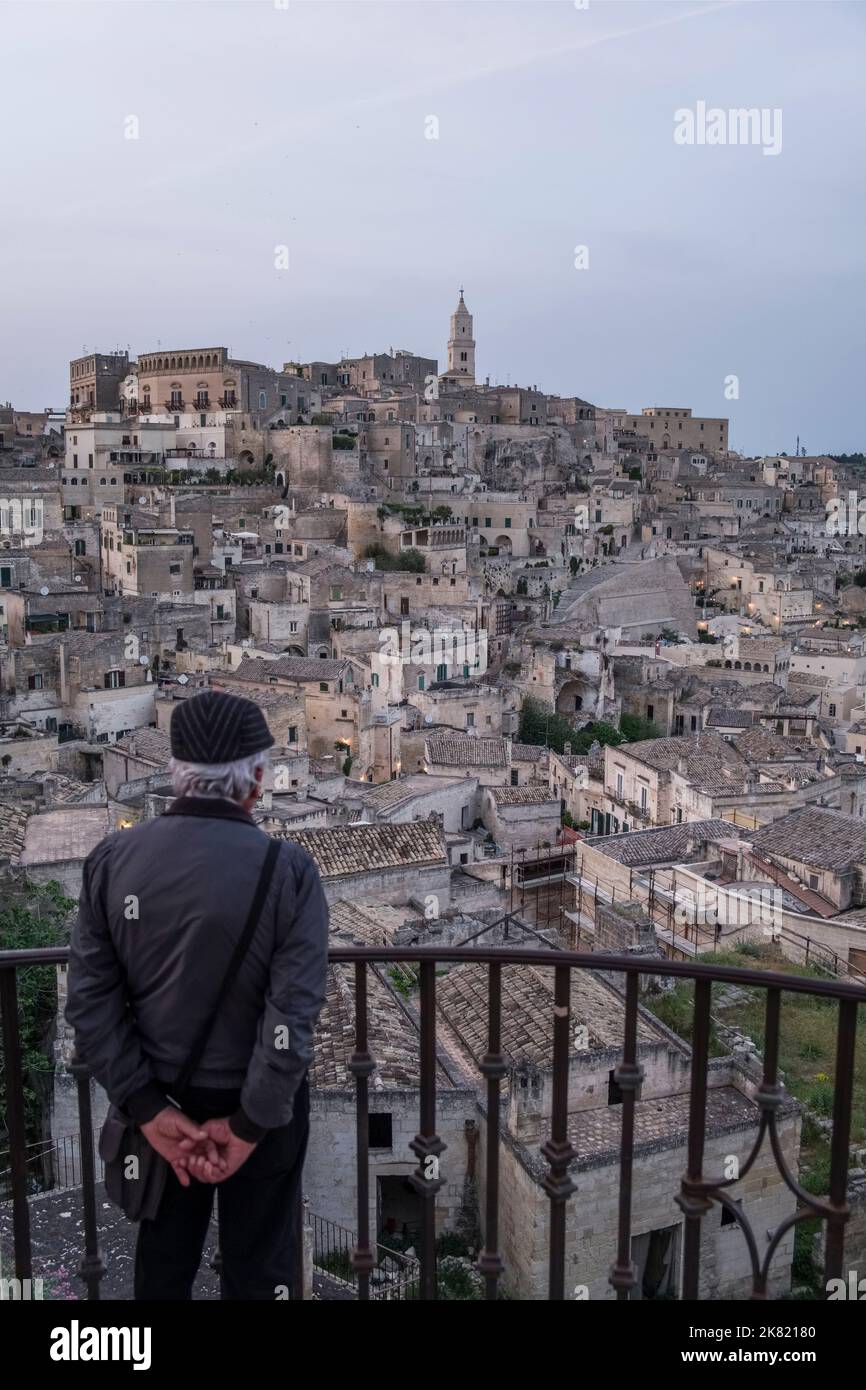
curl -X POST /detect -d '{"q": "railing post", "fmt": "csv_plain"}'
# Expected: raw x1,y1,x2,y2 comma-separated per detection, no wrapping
409,961,445,1299
824,998,858,1286
0,967,32,1282
348,961,376,1300
609,971,643,1300
542,965,577,1299
478,962,507,1300
676,978,713,1298
71,1053,106,1299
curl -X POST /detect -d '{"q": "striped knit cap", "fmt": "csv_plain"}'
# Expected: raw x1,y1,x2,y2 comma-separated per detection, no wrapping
170,689,274,764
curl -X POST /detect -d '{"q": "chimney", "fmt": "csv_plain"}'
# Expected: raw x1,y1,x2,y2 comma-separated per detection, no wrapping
563,742,572,756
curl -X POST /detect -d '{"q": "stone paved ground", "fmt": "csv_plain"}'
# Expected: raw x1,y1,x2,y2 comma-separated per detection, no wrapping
0,1185,221,1300
1,1185,348,1300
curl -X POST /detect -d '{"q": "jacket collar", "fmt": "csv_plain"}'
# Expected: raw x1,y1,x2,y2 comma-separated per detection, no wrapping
163,796,256,826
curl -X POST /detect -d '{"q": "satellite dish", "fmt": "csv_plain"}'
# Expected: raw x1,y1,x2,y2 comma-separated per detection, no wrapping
139,496,148,504
424,714,433,724
139,656,149,666
177,674,189,685
39,585,49,596
74,575,82,583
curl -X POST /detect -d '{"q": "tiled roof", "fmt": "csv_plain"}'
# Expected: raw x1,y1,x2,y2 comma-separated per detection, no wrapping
568,1086,760,1161
619,732,745,777
747,807,866,872
329,899,419,945
311,964,438,1089
437,963,660,1066
229,656,347,683
352,773,468,814
19,807,112,866
585,818,739,866
705,706,755,728
271,821,446,877
111,728,172,765
489,786,558,806
511,743,548,763
730,728,818,763
425,734,508,768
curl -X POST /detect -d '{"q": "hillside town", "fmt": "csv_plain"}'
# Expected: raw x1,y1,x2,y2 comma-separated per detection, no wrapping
2,292,866,1302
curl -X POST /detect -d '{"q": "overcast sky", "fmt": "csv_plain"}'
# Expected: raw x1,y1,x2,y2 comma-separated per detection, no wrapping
2,0,864,455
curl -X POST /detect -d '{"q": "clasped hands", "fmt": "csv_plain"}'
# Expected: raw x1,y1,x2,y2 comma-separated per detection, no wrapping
140,1107,257,1187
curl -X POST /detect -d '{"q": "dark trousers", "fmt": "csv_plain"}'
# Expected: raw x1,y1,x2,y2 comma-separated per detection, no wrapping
134,1077,309,1301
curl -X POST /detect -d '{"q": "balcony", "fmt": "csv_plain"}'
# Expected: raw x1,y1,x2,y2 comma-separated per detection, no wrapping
0,944,862,1300
163,399,184,412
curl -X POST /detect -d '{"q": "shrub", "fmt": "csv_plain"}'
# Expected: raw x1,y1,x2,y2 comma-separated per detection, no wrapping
362,543,426,573
804,1079,834,1116
437,1256,483,1301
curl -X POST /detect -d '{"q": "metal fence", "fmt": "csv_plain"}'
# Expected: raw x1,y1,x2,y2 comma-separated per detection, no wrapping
0,943,863,1300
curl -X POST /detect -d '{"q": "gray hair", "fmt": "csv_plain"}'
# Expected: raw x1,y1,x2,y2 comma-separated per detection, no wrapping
169,750,267,803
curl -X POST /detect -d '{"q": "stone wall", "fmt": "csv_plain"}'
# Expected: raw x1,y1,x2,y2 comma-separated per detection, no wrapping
487,1108,800,1299
305,1088,476,1239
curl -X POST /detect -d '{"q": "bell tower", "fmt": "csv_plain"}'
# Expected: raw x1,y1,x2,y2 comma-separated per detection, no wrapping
446,288,475,385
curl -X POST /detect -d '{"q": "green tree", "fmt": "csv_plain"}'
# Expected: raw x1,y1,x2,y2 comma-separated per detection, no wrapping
518,696,623,755
619,712,661,742
0,881,76,1144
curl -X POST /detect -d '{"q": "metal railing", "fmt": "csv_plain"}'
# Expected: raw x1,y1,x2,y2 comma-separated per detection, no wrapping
309,1211,419,1300
0,944,863,1300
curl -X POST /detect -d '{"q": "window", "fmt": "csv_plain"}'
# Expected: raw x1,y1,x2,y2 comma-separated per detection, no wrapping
504,517,511,528
467,712,475,728
371,673,379,688
28,673,44,690
341,709,348,718
169,563,181,575
418,674,425,691
368,1114,392,1149
510,769,519,787
258,390,267,410
640,786,648,811
646,704,654,722
484,517,492,529
104,670,125,689
319,682,329,692
829,703,836,717
616,772,624,798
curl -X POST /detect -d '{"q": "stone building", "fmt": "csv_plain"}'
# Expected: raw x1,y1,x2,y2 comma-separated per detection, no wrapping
273,820,450,909
435,958,799,1300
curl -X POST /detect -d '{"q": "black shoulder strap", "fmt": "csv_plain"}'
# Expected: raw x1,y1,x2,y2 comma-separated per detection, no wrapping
171,838,281,1097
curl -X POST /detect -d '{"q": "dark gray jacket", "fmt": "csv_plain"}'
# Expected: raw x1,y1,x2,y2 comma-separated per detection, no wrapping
66,796,328,1141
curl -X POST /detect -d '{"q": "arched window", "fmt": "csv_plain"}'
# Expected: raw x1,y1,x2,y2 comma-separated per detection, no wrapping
259,390,267,410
